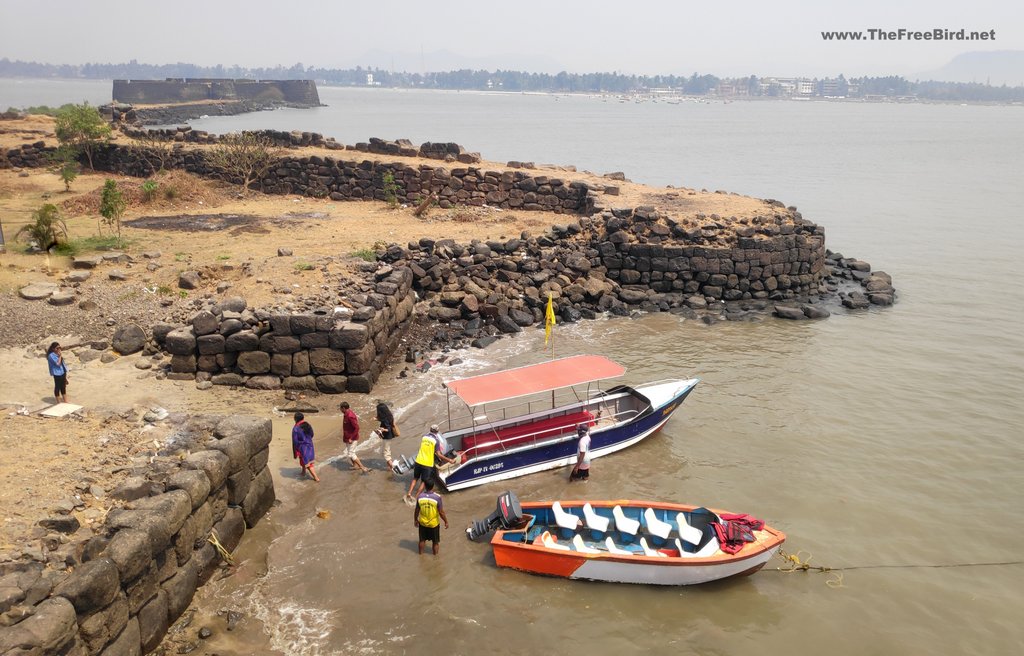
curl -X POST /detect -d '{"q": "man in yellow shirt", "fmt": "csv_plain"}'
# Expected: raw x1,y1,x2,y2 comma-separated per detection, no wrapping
414,479,449,555
404,425,455,502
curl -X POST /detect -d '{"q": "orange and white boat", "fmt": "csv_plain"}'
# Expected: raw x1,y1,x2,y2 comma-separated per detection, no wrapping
469,493,785,586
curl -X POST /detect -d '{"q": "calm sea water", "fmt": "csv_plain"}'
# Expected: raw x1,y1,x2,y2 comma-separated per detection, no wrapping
3,80,1023,655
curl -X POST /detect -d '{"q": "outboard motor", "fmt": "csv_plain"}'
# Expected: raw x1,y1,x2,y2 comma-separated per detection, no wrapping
466,491,522,541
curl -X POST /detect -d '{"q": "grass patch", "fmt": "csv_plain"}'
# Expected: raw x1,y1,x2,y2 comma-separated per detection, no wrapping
351,248,377,262
156,285,173,295
54,235,130,257
174,252,189,262
216,254,231,261
294,262,316,271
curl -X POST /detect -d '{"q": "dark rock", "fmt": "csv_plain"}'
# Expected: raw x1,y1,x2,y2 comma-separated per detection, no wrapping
105,529,151,582
53,557,119,614
245,375,281,390
138,589,169,652
802,305,831,319
191,310,219,336
37,515,80,534
0,596,78,653
315,375,347,393
164,327,197,356
236,351,271,374
183,450,230,491
241,467,275,528
773,305,806,320
166,469,211,511
471,335,499,349
111,476,151,502
178,271,201,289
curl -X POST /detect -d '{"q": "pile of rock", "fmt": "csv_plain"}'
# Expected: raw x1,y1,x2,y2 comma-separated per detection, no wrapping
0,415,274,656
154,267,415,393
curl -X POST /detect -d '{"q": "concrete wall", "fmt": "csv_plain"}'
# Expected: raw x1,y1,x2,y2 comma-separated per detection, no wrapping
0,416,275,656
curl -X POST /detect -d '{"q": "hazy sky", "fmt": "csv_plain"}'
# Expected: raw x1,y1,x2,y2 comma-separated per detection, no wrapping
1,0,1020,77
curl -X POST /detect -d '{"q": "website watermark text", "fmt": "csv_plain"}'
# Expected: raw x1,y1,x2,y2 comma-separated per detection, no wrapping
822,29,995,42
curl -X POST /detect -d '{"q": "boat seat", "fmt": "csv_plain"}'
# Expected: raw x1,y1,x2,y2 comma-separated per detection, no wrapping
643,508,673,544
612,506,640,542
551,501,581,538
540,531,571,551
572,534,600,554
583,503,611,538
640,536,667,557
674,535,721,558
605,536,632,555
460,410,595,458
675,512,704,547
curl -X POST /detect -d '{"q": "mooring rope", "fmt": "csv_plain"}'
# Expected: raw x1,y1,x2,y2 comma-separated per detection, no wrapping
770,548,1024,588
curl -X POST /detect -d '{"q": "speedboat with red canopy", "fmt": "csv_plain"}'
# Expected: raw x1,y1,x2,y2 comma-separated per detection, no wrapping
431,355,699,491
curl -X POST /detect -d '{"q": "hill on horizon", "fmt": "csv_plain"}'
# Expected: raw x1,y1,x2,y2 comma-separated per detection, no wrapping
915,50,1024,86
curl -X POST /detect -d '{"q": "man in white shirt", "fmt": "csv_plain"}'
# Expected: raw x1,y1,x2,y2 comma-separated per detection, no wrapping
570,425,591,481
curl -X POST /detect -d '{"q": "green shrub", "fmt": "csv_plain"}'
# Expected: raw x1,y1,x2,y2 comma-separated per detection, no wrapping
141,180,159,202
351,248,377,262
16,204,67,250
294,262,315,271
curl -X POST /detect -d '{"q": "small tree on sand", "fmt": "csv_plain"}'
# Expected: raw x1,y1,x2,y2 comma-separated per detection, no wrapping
206,132,281,196
17,204,68,250
99,179,127,243
54,102,111,170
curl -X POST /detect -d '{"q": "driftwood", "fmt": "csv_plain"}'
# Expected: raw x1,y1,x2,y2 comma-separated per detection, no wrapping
414,193,437,218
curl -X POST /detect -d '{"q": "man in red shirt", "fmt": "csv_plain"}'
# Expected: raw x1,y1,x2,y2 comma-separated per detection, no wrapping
340,401,371,473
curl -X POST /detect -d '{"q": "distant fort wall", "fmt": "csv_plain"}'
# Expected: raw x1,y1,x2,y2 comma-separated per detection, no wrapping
111,79,320,106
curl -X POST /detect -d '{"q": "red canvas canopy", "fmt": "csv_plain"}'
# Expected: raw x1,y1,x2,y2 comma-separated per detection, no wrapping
444,355,626,407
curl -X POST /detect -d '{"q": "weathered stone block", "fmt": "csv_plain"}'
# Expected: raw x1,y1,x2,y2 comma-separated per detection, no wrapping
214,507,246,554
309,348,345,375
166,469,211,511
191,310,218,336
161,559,199,621
172,512,198,567
241,466,275,528
236,350,270,374
208,435,250,475
79,591,128,655
292,350,310,375
226,469,251,506
269,314,292,335
245,375,281,390
290,315,317,334
183,450,230,491
315,375,347,393
124,563,159,615
328,321,368,349
271,352,292,376
283,375,318,391
345,341,376,375
133,490,193,537
197,333,225,355
214,416,272,454
137,589,169,653
164,327,196,355
248,447,270,478
105,529,151,582
99,616,140,656
170,353,197,373
0,596,78,654
225,330,259,351
53,557,120,614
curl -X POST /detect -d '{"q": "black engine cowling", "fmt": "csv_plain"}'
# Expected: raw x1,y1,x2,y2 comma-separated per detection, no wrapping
466,491,522,541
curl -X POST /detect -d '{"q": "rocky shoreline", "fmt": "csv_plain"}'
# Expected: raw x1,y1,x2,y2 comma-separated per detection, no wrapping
102,99,322,127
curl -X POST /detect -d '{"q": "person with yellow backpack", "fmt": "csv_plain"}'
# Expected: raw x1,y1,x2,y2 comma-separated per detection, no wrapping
414,479,448,555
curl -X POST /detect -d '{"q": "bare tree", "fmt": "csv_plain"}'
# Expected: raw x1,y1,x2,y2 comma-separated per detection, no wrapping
135,130,176,174
206,132,282,196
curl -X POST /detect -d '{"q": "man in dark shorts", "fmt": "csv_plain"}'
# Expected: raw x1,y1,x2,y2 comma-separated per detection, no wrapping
570,424,591,481
405,424,454,502
414,479,448,555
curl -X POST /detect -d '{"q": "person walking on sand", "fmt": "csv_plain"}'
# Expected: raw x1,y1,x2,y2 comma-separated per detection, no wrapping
373,400,399,473
405,425,455,502
46,342,69,404
414,479,448,555
291,412,320,482
340,401,371,474
569,424,591,482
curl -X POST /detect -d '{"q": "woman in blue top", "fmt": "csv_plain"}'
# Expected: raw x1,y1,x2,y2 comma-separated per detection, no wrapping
47,342,68,403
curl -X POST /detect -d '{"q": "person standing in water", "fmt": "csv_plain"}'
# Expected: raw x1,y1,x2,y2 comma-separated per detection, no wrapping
414,478,448,555
569,424,591,482
46,342,69,403
405,425,455,502
291,412,320,482
340,401,371,474
373,400,399,472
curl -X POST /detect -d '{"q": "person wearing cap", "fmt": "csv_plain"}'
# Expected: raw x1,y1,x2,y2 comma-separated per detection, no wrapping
570,424,592,481
291,412,320,482
405,424,455,502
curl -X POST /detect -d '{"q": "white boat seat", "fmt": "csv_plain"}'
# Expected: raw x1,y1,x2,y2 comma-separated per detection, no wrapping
572,534,600,554
612,506,639,536
675,512,704,546
583,503,611,533
675,535,721,557
551,502,581,532
640,536,667,557
541,530,571,551
643,508,672,540
605,537,632,555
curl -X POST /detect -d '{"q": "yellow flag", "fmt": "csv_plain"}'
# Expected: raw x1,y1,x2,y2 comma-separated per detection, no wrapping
544,292,556,345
